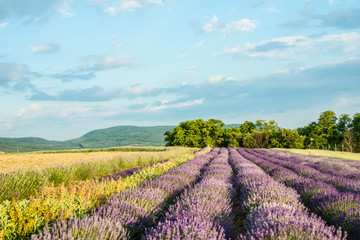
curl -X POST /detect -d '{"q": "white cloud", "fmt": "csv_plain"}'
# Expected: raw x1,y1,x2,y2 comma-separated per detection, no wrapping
0,119,12,131
105,0,141,14
58,1,75,17
221,32,360,58
18,103,51,118
203,15,221,32
147,98,205,111
104,0,170,14
336,97,360,107
30,43,60,54
178,54,189,58
0,63,32,89
124,84,154,96
18,103,92,119
193,40,205,48
105,6,117,15
185,65,200,75
266,7,280,13
209,75,225,83
208,75,236,83
225,76,236,81
0,23,8,30
60,107,92,118
112,40,123,48
119,0,142,10
201,16,257,38
336,98,350,106
86,0,110,5
145,0,164,5
222,19,258,37
79,55,135,71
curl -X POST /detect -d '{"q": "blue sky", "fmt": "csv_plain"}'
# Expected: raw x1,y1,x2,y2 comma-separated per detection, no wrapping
0,0,360,140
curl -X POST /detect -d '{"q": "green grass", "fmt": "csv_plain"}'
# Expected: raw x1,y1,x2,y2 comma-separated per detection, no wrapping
277,148,360,161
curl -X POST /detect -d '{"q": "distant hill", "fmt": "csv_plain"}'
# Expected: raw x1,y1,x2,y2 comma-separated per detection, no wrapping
65,126,175,149
0,126,175,153
0,124,240,153
224,124,242,129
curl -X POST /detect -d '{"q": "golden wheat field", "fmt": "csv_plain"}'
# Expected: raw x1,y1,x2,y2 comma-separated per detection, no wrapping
0,148,178,173
281,148,360,161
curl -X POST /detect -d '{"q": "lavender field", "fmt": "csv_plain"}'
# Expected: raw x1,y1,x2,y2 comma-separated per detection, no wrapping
23,147,360,239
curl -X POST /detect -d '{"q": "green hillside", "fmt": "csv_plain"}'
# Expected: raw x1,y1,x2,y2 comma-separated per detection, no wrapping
65,126,175,149
0,126,175,153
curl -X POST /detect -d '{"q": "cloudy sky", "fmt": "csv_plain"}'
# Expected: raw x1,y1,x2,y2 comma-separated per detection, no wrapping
0,0,360,140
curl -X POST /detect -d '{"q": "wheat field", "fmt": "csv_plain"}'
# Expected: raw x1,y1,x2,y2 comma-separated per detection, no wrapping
280,148,360,161
0,148,178,173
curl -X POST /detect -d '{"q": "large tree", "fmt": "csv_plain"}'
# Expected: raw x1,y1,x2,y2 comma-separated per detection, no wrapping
317,110,341,149
270,128,305,149
164,119,225,147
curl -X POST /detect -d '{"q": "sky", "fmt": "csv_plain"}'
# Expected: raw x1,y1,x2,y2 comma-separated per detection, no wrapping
0,0,360,140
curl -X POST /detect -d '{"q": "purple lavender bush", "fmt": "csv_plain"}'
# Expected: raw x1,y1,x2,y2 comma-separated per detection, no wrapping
241,202,344,240
143,148,236,240
31,214,128,240
230,148,345,240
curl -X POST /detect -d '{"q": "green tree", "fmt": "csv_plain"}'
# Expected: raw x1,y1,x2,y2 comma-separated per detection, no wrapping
317,110,341,150
297,122,317,149
338,114,352,134
239,121,256,134
351,113,360,152
255,120,278,132
164,119,225,147
223,127,243,147
243,130,270,148
270,128,305,149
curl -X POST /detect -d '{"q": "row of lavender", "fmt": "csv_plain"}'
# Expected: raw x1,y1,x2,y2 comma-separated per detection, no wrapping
266,149,360,180
252,149,360,194
32,148,220,239
239,148,358,239
143,148,235,239
229,148,344,240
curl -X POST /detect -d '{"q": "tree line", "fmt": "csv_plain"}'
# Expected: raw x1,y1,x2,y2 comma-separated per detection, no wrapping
164,110,360,152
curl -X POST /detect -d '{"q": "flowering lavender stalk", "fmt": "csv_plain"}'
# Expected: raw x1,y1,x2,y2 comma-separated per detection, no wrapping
229,148,345,240
250,149,360,194
241,202,344,240
143,148,236,240
32,148,219,240
32,214,128,240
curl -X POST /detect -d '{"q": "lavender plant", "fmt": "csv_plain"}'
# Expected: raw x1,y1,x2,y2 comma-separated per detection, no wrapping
229,148,345,240
32,214,128,240
143,148,236,240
